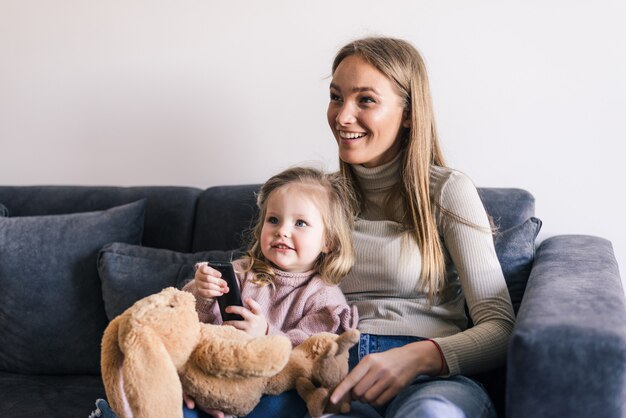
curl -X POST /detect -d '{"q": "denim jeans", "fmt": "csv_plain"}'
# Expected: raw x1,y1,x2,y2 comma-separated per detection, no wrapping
92,390,306,418
324,333,497,418
183,389,306,418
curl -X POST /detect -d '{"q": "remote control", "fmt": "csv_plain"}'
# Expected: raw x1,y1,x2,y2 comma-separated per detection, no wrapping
208,261,244,321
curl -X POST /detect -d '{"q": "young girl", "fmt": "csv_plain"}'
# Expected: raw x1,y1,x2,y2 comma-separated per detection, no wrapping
183,166,358,418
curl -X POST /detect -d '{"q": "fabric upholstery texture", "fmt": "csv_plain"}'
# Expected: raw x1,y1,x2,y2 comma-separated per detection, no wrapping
0,370,105,418
98,242,242,320
478,188,535,231
494,217,542,314
0,186,200,252
192,184,260,251
0,200,145,375
507,235,626,418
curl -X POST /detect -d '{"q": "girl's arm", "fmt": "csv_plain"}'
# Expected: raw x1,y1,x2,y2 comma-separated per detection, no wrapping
275,283,358,346
181,263,225,324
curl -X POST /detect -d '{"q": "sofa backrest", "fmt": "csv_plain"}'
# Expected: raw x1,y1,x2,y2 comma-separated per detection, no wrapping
0,185,536,253
478,188,535,230
192,184,260,252
0,186,201,252
192,185,536,252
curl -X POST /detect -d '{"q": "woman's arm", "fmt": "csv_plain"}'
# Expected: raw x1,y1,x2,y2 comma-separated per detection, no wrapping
432,170,515,375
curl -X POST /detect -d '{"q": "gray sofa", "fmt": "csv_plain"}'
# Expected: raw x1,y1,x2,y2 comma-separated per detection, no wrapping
0,184,623,418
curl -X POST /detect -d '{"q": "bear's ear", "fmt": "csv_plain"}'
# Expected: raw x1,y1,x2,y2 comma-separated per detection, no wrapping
122,327,184,418
321,340,339,359
335,330,360,355
101,316,130,418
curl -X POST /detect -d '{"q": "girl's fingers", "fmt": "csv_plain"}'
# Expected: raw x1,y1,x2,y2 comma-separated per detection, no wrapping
244,297,262,315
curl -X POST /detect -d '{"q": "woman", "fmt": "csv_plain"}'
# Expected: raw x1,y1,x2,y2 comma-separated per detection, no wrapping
325,37,515,417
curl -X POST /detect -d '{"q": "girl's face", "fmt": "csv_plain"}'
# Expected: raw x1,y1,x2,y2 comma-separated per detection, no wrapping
327,55,409,168
260,184,329,273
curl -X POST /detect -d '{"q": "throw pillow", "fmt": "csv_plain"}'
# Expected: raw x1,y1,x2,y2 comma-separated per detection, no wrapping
0,200,145,374
494,217,542,314
98,242,243,320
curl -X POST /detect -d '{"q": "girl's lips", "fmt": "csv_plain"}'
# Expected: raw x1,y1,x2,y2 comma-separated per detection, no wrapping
272,243,294,251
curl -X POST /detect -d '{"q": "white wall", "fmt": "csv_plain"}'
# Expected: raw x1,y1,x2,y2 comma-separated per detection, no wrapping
1,1,624,285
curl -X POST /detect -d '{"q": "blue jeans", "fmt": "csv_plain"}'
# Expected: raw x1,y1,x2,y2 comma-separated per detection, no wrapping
183,389,306,418
324,334,496,418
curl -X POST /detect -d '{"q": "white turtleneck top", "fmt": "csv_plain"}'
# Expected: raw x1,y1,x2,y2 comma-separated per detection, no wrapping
340,152,515,376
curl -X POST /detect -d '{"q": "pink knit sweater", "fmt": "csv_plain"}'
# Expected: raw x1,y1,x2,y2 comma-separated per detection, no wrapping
182,258,358,346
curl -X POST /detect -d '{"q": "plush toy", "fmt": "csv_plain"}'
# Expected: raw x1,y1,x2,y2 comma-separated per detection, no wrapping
101,287,359,418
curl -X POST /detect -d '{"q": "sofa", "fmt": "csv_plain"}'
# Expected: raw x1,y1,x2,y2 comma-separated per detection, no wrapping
0,184,623,418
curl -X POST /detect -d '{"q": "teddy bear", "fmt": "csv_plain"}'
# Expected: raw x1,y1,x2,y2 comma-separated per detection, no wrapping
101,287,359,418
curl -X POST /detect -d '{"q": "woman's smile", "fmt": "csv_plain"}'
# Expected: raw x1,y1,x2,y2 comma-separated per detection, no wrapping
327,55,408,168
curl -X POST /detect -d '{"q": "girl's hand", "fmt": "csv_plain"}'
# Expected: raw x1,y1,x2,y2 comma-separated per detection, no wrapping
183,393,225,418
223,297,268,337
329,340,446,407
194,262,229,300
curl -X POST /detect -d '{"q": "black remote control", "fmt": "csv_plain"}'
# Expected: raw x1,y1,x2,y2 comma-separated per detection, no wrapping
208,261,244,321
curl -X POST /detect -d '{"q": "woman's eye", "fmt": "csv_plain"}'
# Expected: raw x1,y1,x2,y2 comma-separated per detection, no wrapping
330,92,342,102
295,220,308,227
360,96,375,104
267,216,279,225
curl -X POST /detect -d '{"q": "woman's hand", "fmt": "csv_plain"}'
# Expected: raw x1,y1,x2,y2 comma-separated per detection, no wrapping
223,297,268,337
183,393,225,418
193,263,229,300
329,340,447,407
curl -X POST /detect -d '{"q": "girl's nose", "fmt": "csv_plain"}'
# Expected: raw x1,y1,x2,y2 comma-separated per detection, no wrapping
276,224,290,237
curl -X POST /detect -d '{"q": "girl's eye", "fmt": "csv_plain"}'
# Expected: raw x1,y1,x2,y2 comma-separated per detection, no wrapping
360,96,375,104
267,216,279,225
295,219,308,227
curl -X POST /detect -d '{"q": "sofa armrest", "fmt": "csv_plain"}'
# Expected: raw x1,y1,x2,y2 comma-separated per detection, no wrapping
506,235,626,418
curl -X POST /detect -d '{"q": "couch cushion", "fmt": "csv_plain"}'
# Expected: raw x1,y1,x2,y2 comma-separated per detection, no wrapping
0,200,145,375
494,217,542,314
478,188,535,231
98,242,243,320
192,184,261,251
0,370,105,418
0,186,201,252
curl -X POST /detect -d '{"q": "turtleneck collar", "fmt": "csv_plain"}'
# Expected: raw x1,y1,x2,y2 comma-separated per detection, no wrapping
350,150,403,192
272,267,317,287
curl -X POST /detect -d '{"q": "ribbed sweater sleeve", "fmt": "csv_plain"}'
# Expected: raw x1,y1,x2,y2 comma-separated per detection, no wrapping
430,169,515,375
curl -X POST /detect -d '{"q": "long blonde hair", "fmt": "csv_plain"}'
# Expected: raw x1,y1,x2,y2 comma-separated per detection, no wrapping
332,37,447,300
245,167,356,286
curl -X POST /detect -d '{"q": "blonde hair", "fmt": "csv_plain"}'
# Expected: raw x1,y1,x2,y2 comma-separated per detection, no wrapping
332,37,447,300
245,167,356,286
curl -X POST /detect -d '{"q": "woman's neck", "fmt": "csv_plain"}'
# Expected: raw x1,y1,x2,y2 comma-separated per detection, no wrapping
350,151,404,220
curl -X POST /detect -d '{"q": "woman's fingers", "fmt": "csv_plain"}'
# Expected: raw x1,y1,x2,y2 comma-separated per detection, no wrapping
330,361,367,404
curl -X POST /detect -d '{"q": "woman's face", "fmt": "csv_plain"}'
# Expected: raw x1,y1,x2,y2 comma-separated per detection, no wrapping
327,55,409,168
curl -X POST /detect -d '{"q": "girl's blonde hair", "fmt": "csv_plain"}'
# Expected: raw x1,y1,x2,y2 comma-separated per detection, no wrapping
245,166,356,286
332,37,448,300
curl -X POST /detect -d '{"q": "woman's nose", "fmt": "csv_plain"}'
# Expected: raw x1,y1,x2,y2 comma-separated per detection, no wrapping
336,103,356,125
